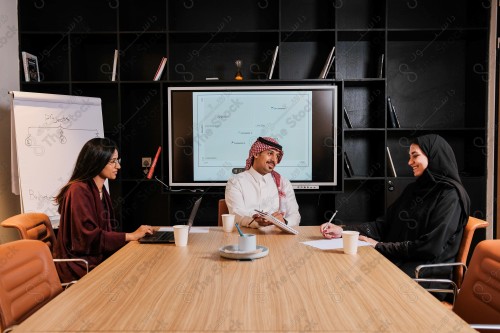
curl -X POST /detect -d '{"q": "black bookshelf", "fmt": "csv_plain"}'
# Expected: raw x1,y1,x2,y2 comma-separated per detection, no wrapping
18,0,490,231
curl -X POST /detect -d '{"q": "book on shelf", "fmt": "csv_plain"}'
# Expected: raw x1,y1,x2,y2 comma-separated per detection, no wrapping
21,51,40,82
153,57,167,81
386,146,397,177
387,96,401,128
111,49,118,81
377,54,384,78
325,56,335,79
267,46,279,79
343,151,355,177
319,46,335,79
343,107,353,128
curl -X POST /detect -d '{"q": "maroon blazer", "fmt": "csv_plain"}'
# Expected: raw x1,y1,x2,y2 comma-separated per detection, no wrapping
53,180,126,283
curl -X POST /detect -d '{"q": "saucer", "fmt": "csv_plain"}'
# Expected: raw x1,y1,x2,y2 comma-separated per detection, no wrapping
219,245,269,260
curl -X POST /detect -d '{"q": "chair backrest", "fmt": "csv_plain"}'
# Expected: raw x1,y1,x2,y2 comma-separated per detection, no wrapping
218,199,229,226
453,239,500,328
0,239,62,331
0,213,56,251
454,216,489,288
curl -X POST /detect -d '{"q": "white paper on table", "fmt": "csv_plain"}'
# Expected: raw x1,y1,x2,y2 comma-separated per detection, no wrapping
301,238,371,250
157,226,210,233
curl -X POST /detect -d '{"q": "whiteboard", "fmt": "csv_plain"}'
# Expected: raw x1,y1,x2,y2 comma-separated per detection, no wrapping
10,91,104,227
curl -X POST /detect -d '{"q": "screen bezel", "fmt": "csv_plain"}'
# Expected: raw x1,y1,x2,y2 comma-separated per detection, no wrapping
167,85,338,188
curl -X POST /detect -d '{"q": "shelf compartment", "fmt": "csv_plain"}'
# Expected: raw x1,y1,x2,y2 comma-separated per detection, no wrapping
168,0,278,32
119,33,168,81
336,31,385,79
387,30,488,129
19,33,70,82
119,0,167,32
19,0,117,32
343,81,385,128
70,34,118,81
281,0,334,30
387,0,490,30
280,31,335,80
169,32,278,81
336,0,385,30
344,131,385,178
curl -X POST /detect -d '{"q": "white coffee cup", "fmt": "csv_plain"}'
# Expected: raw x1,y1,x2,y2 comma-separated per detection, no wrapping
221,214,235,233
173,225,189,246
238,234,256,252
342,230,360,254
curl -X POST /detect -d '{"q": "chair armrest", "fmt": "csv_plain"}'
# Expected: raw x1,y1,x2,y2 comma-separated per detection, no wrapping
470,324,500,330
415,262,467,279
413,278,458,304
53,258,89,274
53,258,89,288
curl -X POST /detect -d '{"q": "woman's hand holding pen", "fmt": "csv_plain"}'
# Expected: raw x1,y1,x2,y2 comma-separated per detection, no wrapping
320,222,343,239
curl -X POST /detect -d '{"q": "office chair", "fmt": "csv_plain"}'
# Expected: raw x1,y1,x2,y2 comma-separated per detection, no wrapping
0,239,63,333
414,216,489,303
218,199,229,226
452,240,500,332
1,212,56,250
1,212,89,287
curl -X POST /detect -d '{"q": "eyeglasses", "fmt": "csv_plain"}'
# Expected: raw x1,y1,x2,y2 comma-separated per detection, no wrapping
108,158,121,166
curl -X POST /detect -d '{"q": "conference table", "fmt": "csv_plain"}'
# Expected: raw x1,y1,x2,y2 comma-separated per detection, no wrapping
14,226,475,332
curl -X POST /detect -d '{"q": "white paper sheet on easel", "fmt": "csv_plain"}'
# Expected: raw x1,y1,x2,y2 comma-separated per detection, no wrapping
10,91,104,227
302,239,371,250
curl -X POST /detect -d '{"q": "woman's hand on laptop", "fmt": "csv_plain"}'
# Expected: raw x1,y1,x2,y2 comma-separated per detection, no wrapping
126,225,155,241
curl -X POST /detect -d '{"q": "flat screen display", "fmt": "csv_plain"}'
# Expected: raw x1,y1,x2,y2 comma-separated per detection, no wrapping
168,85,338,189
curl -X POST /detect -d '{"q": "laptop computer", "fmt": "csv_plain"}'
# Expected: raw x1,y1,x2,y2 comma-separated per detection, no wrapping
138,197,202,244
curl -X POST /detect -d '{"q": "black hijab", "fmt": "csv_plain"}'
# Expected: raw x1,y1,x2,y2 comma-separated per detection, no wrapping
413,134,471,222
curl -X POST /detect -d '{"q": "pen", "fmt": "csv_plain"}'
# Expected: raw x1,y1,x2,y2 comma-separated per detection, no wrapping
323,210,338,232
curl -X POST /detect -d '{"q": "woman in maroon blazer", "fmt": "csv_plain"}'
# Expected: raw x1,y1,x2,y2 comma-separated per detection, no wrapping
53,137,153,283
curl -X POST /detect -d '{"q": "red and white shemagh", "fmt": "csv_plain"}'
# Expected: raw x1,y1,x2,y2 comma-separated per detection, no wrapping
244,137,286,199
244,137,284,171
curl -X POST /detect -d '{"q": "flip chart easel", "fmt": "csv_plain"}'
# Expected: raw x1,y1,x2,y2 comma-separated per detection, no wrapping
10,91,104,227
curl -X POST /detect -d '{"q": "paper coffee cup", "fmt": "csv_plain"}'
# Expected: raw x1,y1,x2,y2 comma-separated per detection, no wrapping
222,214,235,232
173,225,189,246
342,230,359,254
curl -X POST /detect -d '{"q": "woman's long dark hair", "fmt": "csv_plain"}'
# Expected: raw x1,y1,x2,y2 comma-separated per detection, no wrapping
55,137,118,210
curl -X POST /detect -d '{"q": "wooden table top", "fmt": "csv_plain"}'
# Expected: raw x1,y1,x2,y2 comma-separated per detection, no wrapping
14,226,475,332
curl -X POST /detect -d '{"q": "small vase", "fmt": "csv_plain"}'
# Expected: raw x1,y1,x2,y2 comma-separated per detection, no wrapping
234,60,243,80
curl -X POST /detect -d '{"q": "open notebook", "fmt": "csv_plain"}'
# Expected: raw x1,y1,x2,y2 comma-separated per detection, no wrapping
254,209,299,235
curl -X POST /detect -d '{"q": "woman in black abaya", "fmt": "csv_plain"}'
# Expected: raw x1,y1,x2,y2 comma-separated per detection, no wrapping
321,134,471,279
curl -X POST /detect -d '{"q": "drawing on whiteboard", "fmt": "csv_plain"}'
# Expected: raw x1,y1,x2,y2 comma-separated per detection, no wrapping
24,125,100,155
